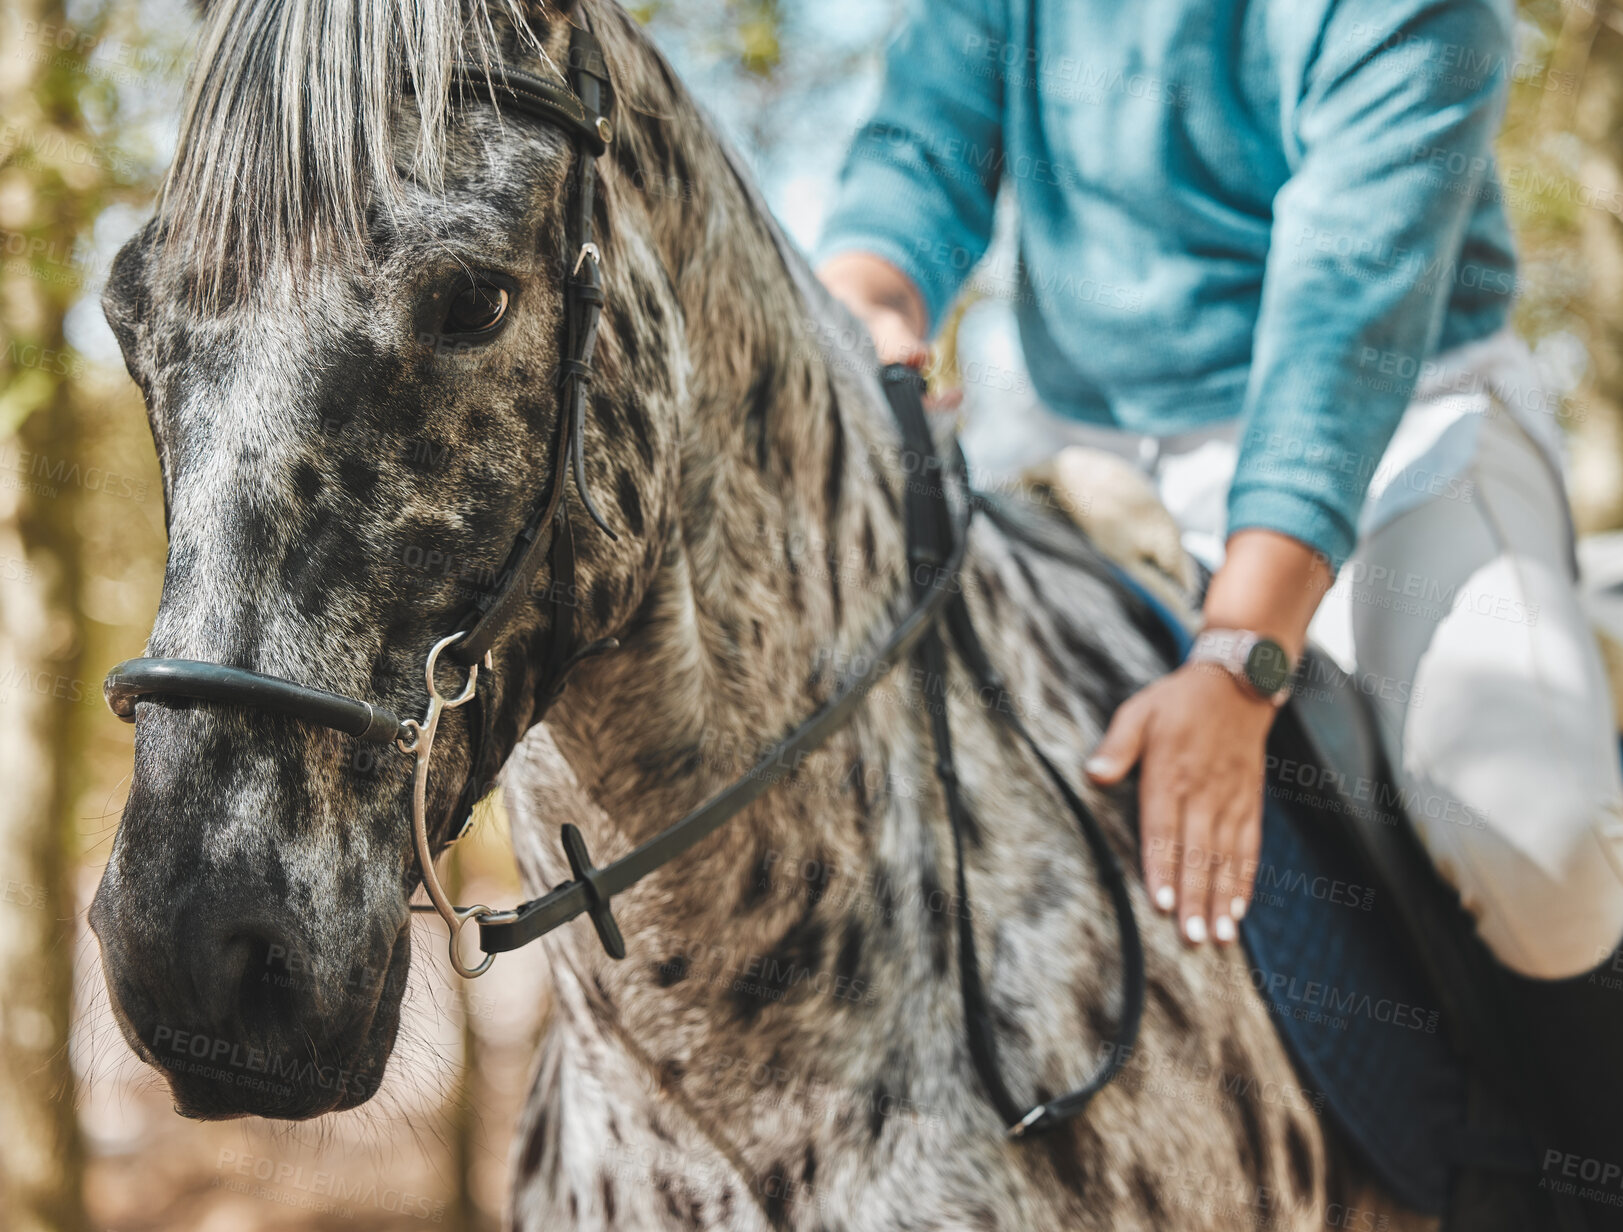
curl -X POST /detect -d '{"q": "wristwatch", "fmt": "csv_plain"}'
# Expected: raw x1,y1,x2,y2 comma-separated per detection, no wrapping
1189,628,1295,706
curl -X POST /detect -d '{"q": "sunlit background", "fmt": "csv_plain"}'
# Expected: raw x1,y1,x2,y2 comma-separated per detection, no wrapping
2,1,1621,1229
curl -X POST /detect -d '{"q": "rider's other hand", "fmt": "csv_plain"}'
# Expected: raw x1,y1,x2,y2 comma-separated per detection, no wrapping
817,251,930,368
854,303,931,369
1083,663,1274,945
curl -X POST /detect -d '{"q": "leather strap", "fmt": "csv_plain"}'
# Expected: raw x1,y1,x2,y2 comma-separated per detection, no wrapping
449,17,615,668
477,457,975,953
881,364,1144,1137
105,658,407,745
428,62,609,155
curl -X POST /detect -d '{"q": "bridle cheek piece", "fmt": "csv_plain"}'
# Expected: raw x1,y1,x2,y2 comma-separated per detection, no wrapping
103,15,1145,1138
107,15,619,979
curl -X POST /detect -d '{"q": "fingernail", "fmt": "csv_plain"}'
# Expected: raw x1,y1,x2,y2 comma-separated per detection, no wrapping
1230,896,1248,922
1213,915,1236,943
1184,915,1207,944
1154,885,1176,914
1084,757,1112,778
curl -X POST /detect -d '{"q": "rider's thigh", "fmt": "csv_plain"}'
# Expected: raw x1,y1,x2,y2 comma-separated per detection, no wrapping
1346,407,1623,980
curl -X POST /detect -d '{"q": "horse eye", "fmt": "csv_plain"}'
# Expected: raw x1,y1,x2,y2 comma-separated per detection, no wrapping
442,282,509,338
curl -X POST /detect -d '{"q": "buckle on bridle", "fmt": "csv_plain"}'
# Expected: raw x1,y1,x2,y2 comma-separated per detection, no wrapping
572,241,601,276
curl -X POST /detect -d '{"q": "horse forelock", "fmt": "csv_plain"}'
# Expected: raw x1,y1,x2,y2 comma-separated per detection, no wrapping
158,0,568,304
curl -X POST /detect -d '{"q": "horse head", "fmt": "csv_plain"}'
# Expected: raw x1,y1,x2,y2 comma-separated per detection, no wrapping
89,0,679,1118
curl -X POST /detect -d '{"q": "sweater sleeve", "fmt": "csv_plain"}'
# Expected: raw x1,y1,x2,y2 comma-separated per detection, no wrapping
814,0,1008,331
1227,0,1515,569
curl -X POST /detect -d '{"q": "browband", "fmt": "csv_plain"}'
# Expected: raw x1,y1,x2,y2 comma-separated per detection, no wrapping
440,62,612,155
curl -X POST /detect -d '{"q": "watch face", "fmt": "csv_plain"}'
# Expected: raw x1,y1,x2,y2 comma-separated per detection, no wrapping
1244,638,1292,696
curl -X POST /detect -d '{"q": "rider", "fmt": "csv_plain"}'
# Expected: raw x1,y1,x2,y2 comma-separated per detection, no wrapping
815,0,1623,978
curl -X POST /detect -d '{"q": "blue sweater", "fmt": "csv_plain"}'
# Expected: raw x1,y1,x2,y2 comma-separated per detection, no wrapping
817,0,1518,567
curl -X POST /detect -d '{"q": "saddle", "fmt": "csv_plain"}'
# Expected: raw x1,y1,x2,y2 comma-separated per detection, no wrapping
1023,450,1623,1231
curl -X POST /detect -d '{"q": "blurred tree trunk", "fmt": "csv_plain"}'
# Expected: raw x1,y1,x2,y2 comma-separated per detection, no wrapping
1570,4,1623,532
0,0,117,1227
0,363,91,1232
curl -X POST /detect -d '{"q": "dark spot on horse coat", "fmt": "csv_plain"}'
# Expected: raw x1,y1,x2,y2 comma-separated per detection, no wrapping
868,1082,891,1140
744,363,775,470
292,459,321,503
872,862,903,928
518,1106,547,1178
741,843,776,909
1054,618,1135,710
590,577,617,627
655,954,690,987
1131,1164,1167,1220
804,851,830,909
1286,1119,1315,1195
732,908,825,1023
824,400,844,526
619,392,656,466
761,1160,791,1228
600,1175,616,1222
1027,618,1067,684
1223,1039,1269,1183
1012,549,1044,604
1148,973,1194,1036
847,755,869,814
336,454,379,505
284,512,375,618
655,1173,704,1227
1040,679,1069,718
975,564,1005,616
835,918,864,990
989,1000,1030,1050
615,466,644,537
1039,1115,1103,1201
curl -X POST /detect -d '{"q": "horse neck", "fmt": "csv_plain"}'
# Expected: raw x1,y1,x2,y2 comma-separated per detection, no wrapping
543,8,914,861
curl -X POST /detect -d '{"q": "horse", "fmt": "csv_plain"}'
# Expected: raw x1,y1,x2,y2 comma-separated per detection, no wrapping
88,0,1435,1226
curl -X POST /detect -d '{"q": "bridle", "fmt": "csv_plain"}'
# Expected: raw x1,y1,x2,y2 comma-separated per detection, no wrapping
103,15,1144,1139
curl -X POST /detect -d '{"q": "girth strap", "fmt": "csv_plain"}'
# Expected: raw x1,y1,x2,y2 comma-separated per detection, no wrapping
882,364,1145,1138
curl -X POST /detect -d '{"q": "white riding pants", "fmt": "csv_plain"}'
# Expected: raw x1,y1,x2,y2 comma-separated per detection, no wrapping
965,328,1623,979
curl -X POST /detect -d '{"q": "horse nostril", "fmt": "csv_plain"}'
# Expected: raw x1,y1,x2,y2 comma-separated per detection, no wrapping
190,917,310,1032
234,931,305,1033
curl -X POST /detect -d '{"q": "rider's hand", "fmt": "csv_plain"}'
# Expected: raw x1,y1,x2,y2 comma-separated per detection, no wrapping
817,252,930,368
1084,663,1274,944
1084,529,1333,944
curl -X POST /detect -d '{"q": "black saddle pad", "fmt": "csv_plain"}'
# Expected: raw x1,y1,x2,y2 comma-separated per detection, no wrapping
1240,763,1468,1213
